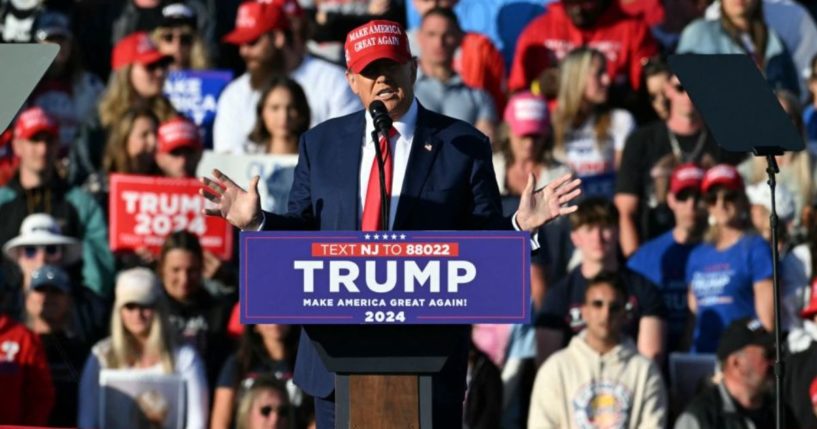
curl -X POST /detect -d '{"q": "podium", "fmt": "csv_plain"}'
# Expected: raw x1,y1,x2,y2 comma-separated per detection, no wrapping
240,231,531,428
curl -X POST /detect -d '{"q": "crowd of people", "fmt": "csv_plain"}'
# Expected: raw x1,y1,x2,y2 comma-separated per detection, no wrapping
2,0,817,427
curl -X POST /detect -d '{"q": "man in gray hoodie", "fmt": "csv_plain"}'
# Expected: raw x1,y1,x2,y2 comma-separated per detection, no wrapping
528,272,667,428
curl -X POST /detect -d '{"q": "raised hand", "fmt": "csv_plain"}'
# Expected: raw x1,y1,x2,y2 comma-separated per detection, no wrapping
515,173,582,232
200,169,264,231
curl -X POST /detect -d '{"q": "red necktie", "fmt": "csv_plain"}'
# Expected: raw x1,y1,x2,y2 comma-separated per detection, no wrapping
361,127,397,231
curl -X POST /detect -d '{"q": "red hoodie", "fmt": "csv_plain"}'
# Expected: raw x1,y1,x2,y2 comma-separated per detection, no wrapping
0,314,55,425
508,1,658,93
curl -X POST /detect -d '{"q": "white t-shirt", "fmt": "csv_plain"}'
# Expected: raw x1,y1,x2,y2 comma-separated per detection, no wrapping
560,109,634,198
213,55,361,154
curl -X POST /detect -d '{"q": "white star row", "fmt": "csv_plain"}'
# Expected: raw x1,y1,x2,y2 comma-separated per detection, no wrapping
363,233,407,240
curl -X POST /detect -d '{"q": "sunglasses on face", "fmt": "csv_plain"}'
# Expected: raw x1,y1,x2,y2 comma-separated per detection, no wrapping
159,32,194,46
588,299,625,313
675,188,701,202
23,245,61,259
259,404,289,417
145,59,170,73
704,189,739,205
122,302,154,311
673,83,685,93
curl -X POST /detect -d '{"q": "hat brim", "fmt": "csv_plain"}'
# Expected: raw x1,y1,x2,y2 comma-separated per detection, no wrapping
16,124,58,141
347,52,410,74
802,306,817,320
222,27,265,45
3,233,82,265
137,52,172,67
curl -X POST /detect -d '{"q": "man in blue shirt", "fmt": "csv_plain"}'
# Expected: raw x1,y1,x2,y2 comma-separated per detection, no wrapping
628,163,706,352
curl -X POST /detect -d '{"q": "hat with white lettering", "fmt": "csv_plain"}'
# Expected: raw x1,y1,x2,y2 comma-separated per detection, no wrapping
30,265,71,293
669,163,704,194
701,164,743,194
13,107,58,141
114,267,161,309
160,2,197,28
3,213,81,264
344,20,411,73
157,117,202,153
112,32,170,71
223,1,288,45
504,91,550,137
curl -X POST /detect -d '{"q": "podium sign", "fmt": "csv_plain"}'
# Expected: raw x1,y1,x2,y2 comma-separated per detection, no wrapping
241,231,531,324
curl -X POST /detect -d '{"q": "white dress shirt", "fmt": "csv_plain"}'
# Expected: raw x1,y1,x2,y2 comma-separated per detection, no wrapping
359,98,418,229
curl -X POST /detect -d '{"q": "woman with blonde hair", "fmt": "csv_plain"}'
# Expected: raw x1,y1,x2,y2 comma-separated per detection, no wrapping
685,165,774,353
151,2,212,71
739,89,816,234
551,47,635,199
234,376,295,429
78,267,209,429
70,32,177,186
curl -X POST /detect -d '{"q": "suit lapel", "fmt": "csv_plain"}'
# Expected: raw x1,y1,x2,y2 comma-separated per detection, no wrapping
394,105,442,230
332,111,365,230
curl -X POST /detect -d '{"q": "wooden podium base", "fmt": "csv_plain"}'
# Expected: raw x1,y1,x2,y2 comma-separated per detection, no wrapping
336,374,433,428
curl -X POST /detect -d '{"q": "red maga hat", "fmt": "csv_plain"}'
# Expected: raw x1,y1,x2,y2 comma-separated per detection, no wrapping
223,1,289,45
14,107,58,140
112,32,168,71
670,163,704,194
157,117,202,153
344,20,411,73
701,164,743,194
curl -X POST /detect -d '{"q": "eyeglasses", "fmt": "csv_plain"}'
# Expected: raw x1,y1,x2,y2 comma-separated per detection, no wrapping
159,31,194,46
122,302,154,311
588,299,625,313
23,245,61,259
673,83,685,93
704,189,739,206
675,188,701,202
259,404,289,417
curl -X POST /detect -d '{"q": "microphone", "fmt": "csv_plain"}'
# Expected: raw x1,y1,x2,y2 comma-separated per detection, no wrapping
367,100,392,231
368,100,393,137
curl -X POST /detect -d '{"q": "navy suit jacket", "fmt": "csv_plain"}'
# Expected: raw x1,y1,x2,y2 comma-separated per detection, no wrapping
263,103,512,398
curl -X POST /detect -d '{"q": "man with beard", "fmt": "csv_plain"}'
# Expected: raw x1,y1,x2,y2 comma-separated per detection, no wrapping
508,0,657,100
675,318,775,429
214,0,360,154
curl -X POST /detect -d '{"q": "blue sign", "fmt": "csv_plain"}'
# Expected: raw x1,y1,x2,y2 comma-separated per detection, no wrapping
240,231,531,324
164,70,233,149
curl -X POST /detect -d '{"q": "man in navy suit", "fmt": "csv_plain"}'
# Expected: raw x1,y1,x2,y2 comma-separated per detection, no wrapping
202,17,581,428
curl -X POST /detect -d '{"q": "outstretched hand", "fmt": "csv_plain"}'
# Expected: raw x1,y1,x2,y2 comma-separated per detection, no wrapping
200,169,264,231
515,173,582,232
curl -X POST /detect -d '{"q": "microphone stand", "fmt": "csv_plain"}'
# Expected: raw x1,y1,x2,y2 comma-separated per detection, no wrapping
371,129,390,231
765,153,784,429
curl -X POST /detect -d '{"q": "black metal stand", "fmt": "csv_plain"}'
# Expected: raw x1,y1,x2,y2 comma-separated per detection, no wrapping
764,154,784,429
371,129,390,231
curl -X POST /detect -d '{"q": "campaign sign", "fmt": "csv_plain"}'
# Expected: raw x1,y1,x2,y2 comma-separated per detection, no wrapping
109,174,233,259
241,231,530,324
164,70,233,148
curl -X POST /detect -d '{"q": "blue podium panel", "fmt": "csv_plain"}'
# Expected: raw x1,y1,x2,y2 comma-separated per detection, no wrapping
240,231,531,324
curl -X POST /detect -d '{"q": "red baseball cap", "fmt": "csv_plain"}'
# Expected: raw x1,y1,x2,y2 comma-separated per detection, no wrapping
701,164,743,193
223,1,289,45
344,20,411,73
669,163,704,194
112,32,168,71
157,118,202,153
13,107,58,140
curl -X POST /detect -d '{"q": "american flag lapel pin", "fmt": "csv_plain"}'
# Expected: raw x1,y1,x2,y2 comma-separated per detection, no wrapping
424,143,432,151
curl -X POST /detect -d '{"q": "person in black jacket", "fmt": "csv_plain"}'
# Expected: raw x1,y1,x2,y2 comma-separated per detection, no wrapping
674,318,774,429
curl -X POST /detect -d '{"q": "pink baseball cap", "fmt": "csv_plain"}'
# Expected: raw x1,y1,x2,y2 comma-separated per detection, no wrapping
112,32,168,71
669,163,704,194
504,91,550,137
223,1,289,45
702,164,743,193
157,118,201,153
344,20,411,73
13,107,58,140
